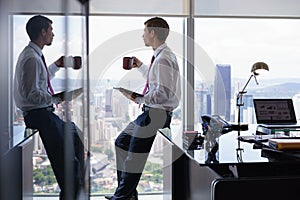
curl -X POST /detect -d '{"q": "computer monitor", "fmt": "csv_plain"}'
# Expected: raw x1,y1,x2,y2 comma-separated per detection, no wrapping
253,99,297,125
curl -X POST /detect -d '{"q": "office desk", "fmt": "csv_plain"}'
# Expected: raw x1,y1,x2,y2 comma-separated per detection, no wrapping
159,126,300,200
1,127,37,200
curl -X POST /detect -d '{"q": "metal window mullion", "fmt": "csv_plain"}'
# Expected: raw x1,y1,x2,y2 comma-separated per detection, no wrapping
185,0,195,131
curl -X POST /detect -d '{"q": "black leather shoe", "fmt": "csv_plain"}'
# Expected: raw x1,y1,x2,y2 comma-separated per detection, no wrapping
129,191,138,200
104,195,113,200
104,193,138,200
129,195,138,200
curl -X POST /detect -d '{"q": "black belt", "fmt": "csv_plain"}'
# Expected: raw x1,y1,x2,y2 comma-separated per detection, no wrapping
142,105,173,116
23,105,55,116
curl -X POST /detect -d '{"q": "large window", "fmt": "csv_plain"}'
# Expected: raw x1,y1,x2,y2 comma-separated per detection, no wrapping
194,18,300,129
11,15,185,196
12,15,88,196
7,2,300,198
88,16,184,195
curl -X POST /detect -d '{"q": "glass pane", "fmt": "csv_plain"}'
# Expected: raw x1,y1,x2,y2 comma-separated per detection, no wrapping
195,18,300,129
89,16,184,195
90,0,189,15
7,0,82,14
12,14,88,198
195,0,300,17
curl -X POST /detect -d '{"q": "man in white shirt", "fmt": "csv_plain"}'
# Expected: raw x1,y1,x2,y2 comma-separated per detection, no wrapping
106,17,181,200
14,15,84,200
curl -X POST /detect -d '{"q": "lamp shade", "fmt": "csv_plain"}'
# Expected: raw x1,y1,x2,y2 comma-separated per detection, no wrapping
251,62,269,75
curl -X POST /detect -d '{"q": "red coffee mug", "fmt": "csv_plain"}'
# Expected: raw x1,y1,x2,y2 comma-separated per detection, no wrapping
123,57,133,70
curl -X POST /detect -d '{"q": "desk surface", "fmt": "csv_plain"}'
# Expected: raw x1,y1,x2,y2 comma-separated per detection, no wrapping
190,131,268,165
13,125,37,146
160,125,300,166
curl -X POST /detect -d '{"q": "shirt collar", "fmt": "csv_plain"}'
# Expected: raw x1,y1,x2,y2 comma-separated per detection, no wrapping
29,41,43,57
153,43,167,58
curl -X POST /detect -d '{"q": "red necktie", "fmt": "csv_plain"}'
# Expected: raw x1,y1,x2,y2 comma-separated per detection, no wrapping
141,55,155,95
41,55,55,95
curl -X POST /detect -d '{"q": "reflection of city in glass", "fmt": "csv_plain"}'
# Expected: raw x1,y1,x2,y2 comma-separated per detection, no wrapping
12,15,300,196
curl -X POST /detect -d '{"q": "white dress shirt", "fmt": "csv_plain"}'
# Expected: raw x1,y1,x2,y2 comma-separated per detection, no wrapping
138,43,181,111
14,42,60,111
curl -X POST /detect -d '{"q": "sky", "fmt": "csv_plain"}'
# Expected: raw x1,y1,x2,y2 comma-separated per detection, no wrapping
13,15,300,85
195,18,300,80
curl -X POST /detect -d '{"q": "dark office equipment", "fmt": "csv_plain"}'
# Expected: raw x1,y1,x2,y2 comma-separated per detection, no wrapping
254,99,300,134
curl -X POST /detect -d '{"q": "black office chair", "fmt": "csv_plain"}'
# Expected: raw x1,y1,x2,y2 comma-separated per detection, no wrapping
212,176,300,200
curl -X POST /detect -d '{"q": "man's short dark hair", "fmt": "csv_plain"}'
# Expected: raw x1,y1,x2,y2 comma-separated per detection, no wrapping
26,15,52,41
144,17,170,42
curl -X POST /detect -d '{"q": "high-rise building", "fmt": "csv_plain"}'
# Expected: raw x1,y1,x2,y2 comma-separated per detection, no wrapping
105,89,113,117
238,94,255,124
214,64,231,121
195,89,212,123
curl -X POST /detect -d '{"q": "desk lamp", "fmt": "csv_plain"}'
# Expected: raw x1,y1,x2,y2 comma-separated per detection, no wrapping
233,62,269,133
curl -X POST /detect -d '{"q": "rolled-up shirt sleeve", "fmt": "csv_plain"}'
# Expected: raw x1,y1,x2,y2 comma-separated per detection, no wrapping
138,63,149,79
48,62,60,80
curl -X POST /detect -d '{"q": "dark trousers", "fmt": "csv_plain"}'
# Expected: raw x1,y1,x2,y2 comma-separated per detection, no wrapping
24,107,84,200
113,107,172,200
